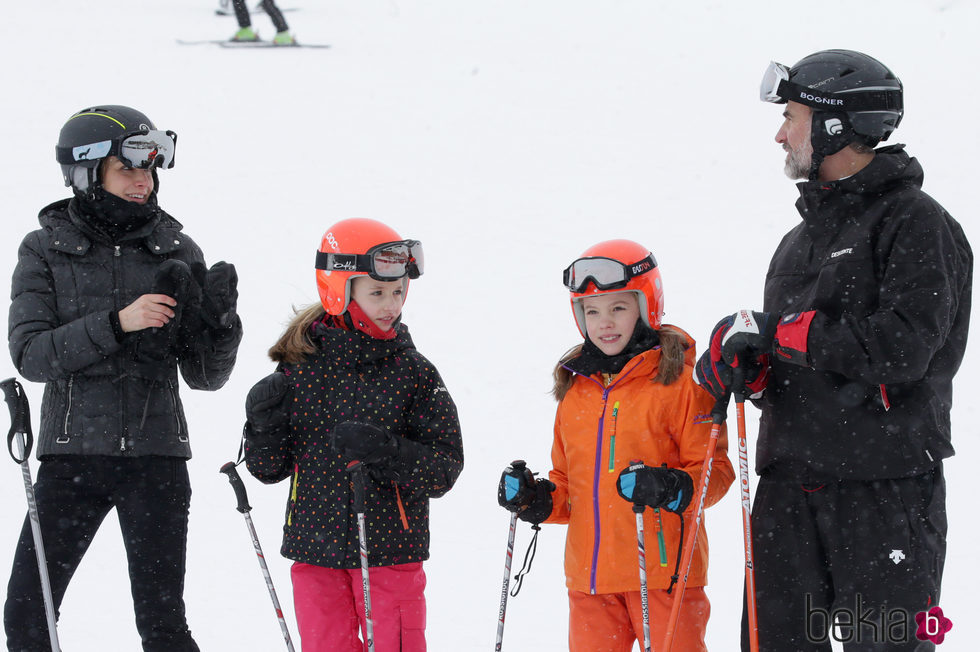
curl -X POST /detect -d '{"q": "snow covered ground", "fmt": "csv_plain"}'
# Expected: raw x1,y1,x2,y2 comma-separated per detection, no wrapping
1,0,977,649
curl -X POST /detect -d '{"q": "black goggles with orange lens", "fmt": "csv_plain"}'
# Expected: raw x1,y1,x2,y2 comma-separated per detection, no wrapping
562,254,656,292
315,240,424,281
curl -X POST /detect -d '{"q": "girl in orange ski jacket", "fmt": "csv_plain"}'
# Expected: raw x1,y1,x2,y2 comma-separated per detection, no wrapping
499,239,734,652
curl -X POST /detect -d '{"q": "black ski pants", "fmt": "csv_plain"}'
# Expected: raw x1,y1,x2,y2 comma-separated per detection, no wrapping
4,455,199,652
742,467,946,652
232,0,289,32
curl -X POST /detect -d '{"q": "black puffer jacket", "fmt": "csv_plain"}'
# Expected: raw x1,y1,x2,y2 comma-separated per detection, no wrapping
760,145,973,480
8,197,243,459
245,321,463,569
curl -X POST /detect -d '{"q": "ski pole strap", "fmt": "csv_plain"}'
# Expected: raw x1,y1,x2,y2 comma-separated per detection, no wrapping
509,524,541,597
665,513,685,595
220,461,253,513
1,378,34,464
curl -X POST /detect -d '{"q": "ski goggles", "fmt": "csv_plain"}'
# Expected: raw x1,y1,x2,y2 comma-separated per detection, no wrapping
315,240,424,281
760,60,903,112
56,129,178,170
562,254,656,293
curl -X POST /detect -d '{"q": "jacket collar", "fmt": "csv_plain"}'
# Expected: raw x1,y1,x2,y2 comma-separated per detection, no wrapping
39,197,185,256
793,144,922,238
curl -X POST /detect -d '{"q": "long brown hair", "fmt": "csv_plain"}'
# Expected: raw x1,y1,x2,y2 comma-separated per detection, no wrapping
268,303,328,365
551,325,689,401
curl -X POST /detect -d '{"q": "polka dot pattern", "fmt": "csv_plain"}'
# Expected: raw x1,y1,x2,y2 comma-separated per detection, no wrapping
247,322,463,570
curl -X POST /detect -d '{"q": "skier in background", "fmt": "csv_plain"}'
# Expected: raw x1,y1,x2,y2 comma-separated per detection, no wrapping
4,105,242,651
696,49,973,650
242,218,463,651
498,239,734,652
229,0,295,45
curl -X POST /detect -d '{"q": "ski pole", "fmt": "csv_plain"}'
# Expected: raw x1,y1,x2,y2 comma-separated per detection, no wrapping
733,369,760,652
347,460,375,649
219,462,296,652
620,459,653,652
661,394,729,652
495,459,526,651
1,378,61,652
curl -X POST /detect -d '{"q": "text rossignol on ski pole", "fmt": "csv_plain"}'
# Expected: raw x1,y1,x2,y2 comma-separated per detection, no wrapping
494,455,521,652
662,394,728,652
219,461,296,652
347,460,375,649
628,460,652,652
1,377,61,652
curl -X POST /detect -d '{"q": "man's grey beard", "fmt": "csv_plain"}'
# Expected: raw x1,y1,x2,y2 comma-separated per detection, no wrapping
784,141,813,180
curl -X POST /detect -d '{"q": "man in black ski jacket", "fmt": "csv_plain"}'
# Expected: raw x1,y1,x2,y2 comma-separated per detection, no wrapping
4,105,242,652
695,51,972,651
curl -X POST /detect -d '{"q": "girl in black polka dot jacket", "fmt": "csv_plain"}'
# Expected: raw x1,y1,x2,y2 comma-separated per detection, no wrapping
242,218,463,651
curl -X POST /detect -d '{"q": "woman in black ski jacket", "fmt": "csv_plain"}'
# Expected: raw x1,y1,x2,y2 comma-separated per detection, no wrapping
243,218,462,652
4,105,242,652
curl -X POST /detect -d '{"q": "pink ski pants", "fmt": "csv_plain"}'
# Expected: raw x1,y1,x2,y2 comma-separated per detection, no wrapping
291,561,426,652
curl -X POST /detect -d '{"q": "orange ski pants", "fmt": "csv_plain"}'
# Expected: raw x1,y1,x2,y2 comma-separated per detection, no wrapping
568,587,709,652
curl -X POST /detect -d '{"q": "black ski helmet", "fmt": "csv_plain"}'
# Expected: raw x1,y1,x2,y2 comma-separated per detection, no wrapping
55,105,177,193
760,50,903,178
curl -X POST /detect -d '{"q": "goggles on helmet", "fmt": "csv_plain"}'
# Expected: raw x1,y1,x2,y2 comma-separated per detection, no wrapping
315,240,424,281
563,254,657,293
56,129,178,170
759,60,903,112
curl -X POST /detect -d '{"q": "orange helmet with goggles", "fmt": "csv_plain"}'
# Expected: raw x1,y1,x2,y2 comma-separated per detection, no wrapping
563,239,664,337
315,218,424,315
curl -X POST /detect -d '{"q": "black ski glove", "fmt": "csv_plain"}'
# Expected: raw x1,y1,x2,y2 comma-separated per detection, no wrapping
616,462,694,513
191,261,238,330
330,421,400,466
244,372,291,448
498,460,556,525
137,259,200,360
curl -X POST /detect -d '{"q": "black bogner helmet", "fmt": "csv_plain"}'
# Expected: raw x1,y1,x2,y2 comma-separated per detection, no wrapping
760,49,903,179
55,105,177,194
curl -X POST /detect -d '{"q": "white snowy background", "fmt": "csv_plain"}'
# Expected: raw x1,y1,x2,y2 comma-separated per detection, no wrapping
1,0,977,650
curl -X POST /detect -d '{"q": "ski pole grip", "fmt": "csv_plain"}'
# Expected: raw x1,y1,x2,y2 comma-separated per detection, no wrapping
347,461,366,513
220,461,252,513
732,366,747,404
1,378,33,464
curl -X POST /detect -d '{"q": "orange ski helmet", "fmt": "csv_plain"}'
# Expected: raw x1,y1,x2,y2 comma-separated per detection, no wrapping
314,218,424,315
563,239,664,337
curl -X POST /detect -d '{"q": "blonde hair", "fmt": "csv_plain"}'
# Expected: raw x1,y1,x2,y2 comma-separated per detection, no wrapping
551,325,688,401
268,303,328,365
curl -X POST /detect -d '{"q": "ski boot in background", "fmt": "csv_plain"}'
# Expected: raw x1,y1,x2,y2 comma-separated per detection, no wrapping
272,31,296,46
231,26,259,42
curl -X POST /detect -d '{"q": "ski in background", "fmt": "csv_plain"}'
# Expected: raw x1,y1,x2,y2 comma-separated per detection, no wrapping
176,39,329,49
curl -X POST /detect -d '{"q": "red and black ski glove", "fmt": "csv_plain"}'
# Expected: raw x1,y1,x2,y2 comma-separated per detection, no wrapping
498,460,556,525
616,462,694,513
695,310,815,401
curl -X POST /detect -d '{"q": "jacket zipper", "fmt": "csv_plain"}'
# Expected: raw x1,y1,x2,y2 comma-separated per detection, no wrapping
58,375,74,444
879,384,891,411
607,401,620,473
584,359,642,594
113,243,128,452
168,380,187,442
654,509,668,567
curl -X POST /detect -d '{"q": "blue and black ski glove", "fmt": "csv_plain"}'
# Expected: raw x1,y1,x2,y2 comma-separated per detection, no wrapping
331,421,400,466
616,462,693,513
244,372,291,448
498,460,556,525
